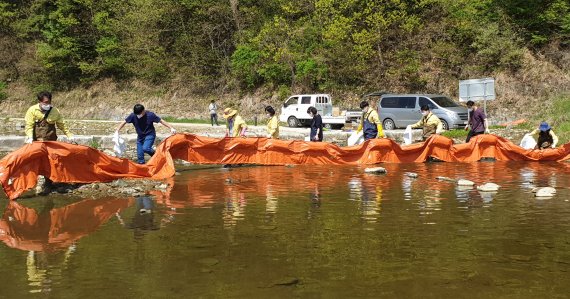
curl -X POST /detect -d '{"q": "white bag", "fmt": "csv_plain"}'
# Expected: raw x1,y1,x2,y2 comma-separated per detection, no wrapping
403,125,413,145
112,131,127,157
520,135,536,150
347,131,364,146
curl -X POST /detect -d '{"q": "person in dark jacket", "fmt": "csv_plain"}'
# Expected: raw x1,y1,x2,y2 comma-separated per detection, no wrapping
307,106,323,142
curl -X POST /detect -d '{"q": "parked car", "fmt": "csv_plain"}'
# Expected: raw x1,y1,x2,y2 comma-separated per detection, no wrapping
279,94,355,129
373,94,468,130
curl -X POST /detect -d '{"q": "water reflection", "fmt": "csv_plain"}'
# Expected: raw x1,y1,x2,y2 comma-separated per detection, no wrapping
0,197,132,294
159,162,569,227
127,196,160,238
223,192,247,228
0,198,132,252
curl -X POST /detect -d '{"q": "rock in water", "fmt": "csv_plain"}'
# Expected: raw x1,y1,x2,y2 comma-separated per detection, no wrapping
436,176,456,182
535,187,556,197
365,167,387,174
457,179,475,186
272,277,300,286
197,258,219,266
477,183,500,192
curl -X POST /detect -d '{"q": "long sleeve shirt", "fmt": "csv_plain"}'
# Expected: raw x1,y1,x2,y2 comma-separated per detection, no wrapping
266,115,279,139
529,129,559,146
24,104,73,138
410,112,443,132
227,115,247,137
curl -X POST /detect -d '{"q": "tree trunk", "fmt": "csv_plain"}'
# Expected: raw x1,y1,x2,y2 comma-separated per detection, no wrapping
229,0,241,31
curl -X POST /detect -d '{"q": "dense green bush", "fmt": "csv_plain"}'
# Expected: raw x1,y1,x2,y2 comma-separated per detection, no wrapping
0,0,567,92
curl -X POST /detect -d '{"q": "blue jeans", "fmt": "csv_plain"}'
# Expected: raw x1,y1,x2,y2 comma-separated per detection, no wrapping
137,134,156,164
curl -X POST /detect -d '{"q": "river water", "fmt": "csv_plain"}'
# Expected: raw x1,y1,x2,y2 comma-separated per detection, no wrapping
1,162,570,298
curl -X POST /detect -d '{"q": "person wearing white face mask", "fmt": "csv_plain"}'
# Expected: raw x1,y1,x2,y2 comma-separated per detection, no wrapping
265,106,279,139
115,104,176,164
408,105,443,141
24,91,74,143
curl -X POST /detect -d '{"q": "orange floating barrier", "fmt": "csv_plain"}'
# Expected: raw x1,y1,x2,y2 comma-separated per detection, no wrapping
498,119,526,127
1,133,569,200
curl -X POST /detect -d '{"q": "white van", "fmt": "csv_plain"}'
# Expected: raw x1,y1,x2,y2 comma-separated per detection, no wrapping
279,94,354,129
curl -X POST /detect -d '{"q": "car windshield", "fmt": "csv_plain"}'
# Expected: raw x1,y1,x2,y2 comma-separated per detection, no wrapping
431,96,459,107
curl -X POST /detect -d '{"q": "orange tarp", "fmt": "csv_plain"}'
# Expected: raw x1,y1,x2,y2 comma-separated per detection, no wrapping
1,133,570,200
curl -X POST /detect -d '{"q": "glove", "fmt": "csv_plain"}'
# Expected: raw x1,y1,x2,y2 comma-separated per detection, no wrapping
24,137,33,144
170,128,176,134
356,124,362,133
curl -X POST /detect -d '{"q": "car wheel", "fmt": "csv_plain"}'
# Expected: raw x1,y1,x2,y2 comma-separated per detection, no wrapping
440,119,449,131
383,118,395,130
287,116,299,127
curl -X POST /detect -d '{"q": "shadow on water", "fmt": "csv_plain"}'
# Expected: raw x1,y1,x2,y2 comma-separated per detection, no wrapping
0,161,570,297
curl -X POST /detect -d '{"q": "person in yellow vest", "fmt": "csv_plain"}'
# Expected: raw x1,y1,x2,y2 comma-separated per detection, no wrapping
265,106,279,139
409,105,443,141
356,101,384,140
223,108,247,137
24,91,74,143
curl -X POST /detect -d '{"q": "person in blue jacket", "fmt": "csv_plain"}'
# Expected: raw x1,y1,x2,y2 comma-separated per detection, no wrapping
115,104,176,164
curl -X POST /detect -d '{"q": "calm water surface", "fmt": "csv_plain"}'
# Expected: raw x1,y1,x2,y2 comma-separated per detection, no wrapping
1,162,570,298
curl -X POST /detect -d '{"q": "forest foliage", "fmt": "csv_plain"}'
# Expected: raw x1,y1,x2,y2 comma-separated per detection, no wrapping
0,0,568,95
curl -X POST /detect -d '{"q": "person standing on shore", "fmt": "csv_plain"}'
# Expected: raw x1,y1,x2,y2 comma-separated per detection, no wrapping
464,100,489,143
24,91,74,143
24,91,75,194
265,106,279,139
307,106,323,142
409,105,443,141
208,100,219,126
223,108,247,137
356,100,384,140
115,104,176,164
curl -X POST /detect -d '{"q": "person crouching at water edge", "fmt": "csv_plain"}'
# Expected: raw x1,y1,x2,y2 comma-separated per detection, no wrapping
223,108,247,137
265,106,279,139
465,100,489,143
408,105,443,141
307,106,323,142
115,104,176,164
24,91,74,143
526,121,559,149
356,100,384,140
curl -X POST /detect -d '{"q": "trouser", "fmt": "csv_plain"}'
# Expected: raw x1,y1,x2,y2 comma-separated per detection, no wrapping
465,130,483,143
136,134,156,164
210,113,219,126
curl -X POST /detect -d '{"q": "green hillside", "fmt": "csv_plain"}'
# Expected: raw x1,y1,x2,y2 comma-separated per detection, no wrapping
0,0,568,121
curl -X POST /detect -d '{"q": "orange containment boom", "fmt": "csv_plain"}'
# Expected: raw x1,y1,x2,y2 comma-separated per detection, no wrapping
1,133,570,200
